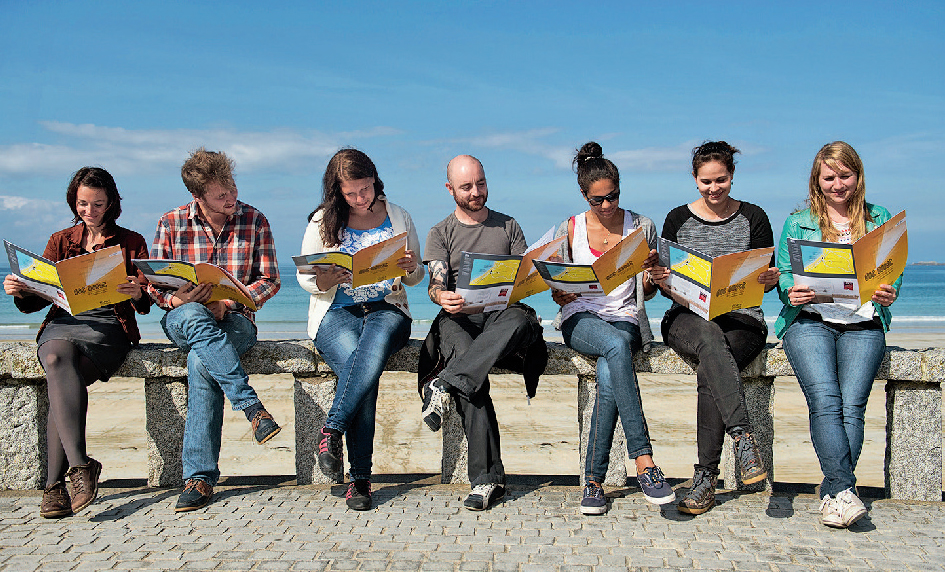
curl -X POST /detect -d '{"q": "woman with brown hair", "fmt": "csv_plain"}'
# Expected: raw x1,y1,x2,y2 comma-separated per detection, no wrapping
3,167,150,518
297,148,424,510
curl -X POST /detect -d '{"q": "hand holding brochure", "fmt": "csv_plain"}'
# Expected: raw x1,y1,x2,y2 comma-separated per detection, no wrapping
788,210,907,305
455,227,567,313
133,259,257,311
531,226,650,296
293,231,408,288
659,238,774,321
4,240,130,315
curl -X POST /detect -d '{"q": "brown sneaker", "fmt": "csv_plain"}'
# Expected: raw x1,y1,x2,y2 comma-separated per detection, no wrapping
66,457,102,514
677,467,717,515
40,481,73,519
731,429,768,485
251,409,281,444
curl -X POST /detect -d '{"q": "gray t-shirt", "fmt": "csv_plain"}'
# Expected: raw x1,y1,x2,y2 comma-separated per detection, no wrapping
661,201,774,328
424,209,527,291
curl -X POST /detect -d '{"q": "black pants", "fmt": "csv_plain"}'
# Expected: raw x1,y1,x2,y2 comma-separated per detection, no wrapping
435,305,540,485
663,308,766,474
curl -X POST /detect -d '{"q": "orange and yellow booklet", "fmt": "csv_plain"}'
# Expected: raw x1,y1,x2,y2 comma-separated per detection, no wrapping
4,240,130,315
293,231,408,288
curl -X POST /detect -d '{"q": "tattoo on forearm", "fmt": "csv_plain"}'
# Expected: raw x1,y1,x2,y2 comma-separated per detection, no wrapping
428,260,447,304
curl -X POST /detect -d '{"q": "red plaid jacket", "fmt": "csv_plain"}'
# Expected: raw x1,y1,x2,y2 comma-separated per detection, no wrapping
147,200,280,321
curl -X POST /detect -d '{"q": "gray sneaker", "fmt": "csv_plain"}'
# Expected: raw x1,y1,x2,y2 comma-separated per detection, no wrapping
731,429,767,485
421,378,450,432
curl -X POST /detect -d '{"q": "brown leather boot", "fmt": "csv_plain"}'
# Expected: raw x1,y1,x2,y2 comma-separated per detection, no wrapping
40,481,73,519
66,458,102,513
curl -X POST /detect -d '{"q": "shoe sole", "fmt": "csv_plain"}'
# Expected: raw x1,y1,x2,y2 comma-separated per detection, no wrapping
40,508,73,519
175,497,212,512
843,508,868,527
346,500,372,511
256,426,281,445
464,492,504,511
677,499,715,515
71,461,102,514
644,492,677,505
740,471,768,485
580,504,607,515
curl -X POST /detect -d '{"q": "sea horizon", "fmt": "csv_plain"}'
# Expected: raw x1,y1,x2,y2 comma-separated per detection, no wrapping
2,264,944,345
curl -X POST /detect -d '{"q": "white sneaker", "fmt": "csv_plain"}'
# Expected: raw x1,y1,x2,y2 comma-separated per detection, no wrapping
835,488,868,527
464,483,505,511
819,495,844,528
819,488,867,528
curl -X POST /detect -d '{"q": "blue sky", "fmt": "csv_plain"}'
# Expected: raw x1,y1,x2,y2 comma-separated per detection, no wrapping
1,1,942,263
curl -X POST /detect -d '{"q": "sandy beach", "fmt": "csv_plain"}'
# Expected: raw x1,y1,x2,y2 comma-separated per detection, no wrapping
80,332,945,489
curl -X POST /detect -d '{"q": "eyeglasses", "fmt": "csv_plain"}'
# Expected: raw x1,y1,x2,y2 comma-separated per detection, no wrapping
585,190,619,206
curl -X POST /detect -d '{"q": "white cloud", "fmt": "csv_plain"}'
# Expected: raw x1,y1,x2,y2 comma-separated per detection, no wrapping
0,122,400,177
448,129,700,172
0,195,59,211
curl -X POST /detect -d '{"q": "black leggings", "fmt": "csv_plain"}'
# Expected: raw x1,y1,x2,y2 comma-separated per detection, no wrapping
38,340,101,486
663,308,767,474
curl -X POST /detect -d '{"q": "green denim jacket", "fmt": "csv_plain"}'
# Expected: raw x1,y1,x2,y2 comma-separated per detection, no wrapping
774,203,902,338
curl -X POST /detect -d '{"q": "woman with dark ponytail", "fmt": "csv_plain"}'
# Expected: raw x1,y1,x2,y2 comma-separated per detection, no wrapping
651,141,780,516
551,142,675,515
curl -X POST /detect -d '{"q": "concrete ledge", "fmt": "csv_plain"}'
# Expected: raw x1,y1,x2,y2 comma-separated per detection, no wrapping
1,340,941,500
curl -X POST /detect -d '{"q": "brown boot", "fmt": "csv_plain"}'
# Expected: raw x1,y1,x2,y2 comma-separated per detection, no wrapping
40,481,73,519
66,458,102,514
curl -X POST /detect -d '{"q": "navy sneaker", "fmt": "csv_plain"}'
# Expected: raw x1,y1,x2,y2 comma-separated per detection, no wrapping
250,409,281,444
638,466,675,505
580,482,607,515
463,483,505,511
175,479,213,512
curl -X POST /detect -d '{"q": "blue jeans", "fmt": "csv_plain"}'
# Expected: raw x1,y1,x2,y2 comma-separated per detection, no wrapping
314,302,410,480
162,303,260,486
562,312,649,483
782,317,885,497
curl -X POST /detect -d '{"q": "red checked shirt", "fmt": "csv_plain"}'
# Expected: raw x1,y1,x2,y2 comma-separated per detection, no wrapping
147,200,281,322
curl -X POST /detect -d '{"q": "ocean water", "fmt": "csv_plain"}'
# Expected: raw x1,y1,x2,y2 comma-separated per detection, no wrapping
1,265,944,341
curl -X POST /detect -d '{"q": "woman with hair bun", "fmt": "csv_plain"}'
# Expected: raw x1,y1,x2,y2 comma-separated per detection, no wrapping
651,141,779,516
551,141,675,515
776,141,900,528
3,167,150,518
297,148,424,510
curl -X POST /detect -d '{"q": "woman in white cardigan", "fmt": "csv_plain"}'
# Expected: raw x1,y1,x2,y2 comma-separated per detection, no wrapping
297,149,424,510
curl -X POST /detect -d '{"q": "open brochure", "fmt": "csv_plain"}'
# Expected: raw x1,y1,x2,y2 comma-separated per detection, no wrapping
293,231,408,289
788,210,907,305
455,227,567,313
133,259,257,311
531,226,650,296
659,238,775,321
4,240,130,315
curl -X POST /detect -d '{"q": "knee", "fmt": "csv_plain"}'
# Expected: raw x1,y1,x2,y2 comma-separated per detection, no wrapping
169,303,214,329
40,350,68,372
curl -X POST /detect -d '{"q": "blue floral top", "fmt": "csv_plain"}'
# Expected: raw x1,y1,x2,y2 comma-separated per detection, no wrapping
329,216,395,308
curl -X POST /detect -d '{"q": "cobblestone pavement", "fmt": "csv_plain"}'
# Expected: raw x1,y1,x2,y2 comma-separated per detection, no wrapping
1,477,943,571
